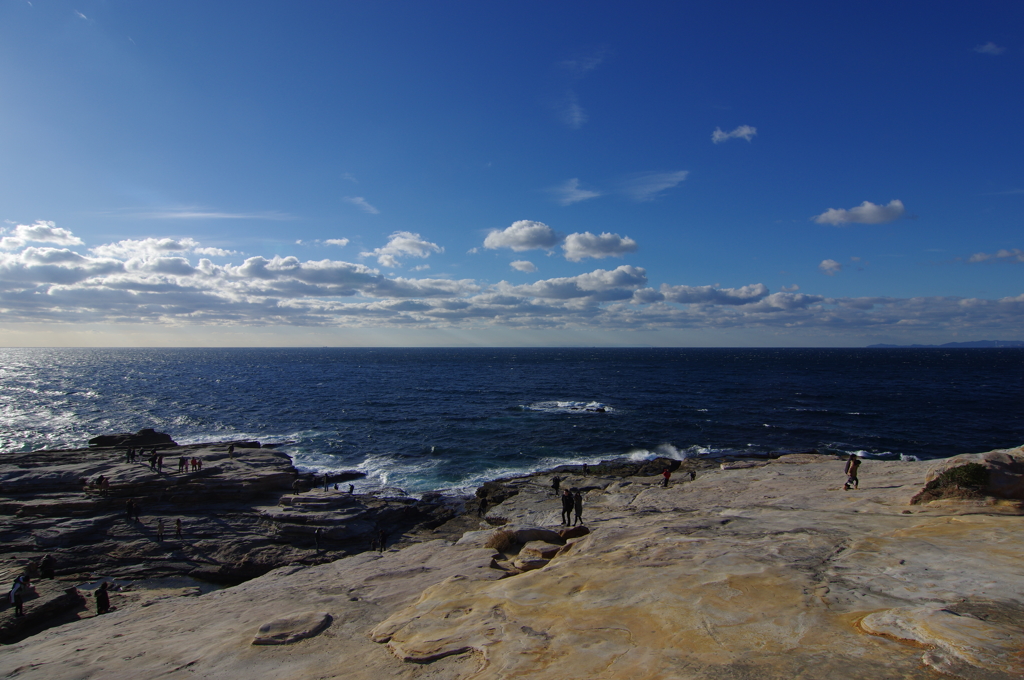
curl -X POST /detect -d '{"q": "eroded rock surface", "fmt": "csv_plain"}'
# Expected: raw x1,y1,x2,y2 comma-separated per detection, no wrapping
2,449,1023,679
252,611,332,645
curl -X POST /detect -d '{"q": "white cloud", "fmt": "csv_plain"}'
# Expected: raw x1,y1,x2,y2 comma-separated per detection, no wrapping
551,178,601,206
3,225,1022,340
559,52,605,77
819,259,842,275
781,284,800,292
90,237,235,260
502,265,648,300
0,221,84,250
126,208,294,220
620,171,689,202
968,248,1024,263
562,232,637,262
360,231,442,268
411,264,431,272
75,10,87,19
324,239,350,247
343,197,380,215
711,125,757,144
510,260,537,273
559,91,587,129
659,283,769,305
484,221,561,252
813,200,906,226
974,42,1006,55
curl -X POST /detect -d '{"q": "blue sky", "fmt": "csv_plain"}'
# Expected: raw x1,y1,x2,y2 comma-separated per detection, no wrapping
1,1,1021,346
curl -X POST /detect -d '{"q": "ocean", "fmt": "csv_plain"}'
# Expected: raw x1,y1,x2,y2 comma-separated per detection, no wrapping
1,347,1022,495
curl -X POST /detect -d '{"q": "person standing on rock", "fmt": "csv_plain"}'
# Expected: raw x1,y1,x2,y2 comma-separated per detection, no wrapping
573,490,583,526
348,484,354,494
844,454,861,490
175,518,183,539
9,575,26,617
661,468,671,488
477,494,488,517
95,581,110,615
157,518,165,542
551,475,561,494
560,488,574,525
228,444,235,459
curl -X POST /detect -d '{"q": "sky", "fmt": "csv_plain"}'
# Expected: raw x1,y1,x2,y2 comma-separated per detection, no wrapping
1,1,1022,347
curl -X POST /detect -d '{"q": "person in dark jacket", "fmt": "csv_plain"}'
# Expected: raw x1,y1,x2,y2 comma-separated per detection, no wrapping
560,488,574,525
95,581,110,615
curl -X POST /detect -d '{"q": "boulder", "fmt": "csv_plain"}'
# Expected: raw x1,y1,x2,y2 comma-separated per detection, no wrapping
519,541,562,560
917,447,1024,501
558,525,590,540
251,611,332,645
511,555,549,571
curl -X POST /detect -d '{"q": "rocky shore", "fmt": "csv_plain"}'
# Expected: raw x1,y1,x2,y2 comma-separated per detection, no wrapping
2,439,1023,678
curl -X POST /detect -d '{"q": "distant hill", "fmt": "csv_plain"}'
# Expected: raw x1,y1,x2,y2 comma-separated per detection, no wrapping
867,340,1024,348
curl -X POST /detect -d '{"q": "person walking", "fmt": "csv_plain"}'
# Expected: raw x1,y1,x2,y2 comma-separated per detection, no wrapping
573,490,584,526
175,518,183,539
551,475,561,494
844,454,861,490
156,518,165,542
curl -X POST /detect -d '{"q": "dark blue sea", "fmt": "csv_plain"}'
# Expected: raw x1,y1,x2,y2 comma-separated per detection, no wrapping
1,348,1022,495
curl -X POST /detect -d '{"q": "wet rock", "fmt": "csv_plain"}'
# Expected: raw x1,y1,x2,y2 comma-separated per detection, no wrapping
88,429,177,449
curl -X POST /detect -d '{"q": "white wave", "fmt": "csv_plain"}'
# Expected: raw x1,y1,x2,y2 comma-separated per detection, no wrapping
524,400,614,414
899,453,921,462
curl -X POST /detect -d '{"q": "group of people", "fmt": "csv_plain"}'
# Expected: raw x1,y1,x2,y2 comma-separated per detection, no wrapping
177,456,203,473
560,488,584,526
7,555,56,618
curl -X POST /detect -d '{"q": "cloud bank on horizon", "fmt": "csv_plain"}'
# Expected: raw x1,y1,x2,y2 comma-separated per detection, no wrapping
1,221,1021,341
0,2,1021,346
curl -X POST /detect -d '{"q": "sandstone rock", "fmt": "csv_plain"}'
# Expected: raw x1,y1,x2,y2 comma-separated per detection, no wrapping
919,446,1024,500
511,555,549,571
860,606,1024,677
518,541,561,560
558,525,589,540
720,460,768,470
251,610,332,645
4,450,1024,680
511,526,564,545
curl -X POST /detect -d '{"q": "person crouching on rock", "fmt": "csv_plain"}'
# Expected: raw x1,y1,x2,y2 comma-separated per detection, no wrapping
560,488,574,525
844,454,861,490
95,581,110,615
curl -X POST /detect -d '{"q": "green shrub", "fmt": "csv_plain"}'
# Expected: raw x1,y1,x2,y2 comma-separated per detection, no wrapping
911,463,989,504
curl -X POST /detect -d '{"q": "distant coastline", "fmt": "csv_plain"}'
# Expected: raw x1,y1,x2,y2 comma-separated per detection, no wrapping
866,340,1024,349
